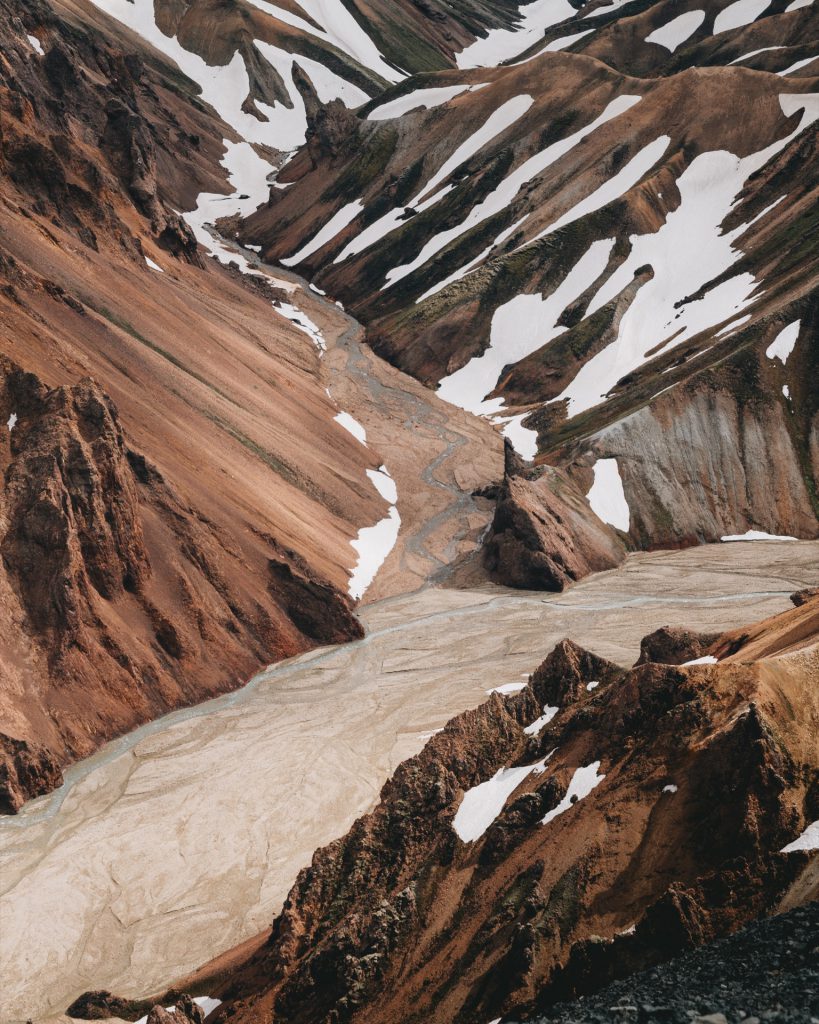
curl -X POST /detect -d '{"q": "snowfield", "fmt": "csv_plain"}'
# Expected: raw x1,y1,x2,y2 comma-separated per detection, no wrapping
436,238,615,417
765,320,801,363
368,84,472,120
721,530,798,542
781,819,819,852
645,10,705,51
554,95,819,417
456,0,576,68
282,200,365,266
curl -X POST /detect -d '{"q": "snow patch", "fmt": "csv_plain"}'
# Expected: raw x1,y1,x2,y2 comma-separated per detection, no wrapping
766,320,800,363
784,0,812,9
729,44,785,63
586,458,630,532
663,784,678,794
721,530,798,542
584,0,636,17
781,819,819,852
280,0,403,83
713,0,772,34
487,681,528,695
7,413,17,431
27,34,45,55
334,411,367,445
778,56,818,75
518,29,595,61
554,96,819,417
436,238,615,416
682,655,718,665
456,0,576,68
282,200,364,266
645,10,705,51
529,135,670,242
368,84,472,120
274,301,325,352
144,256,164,273
495,413,539,461
586,680,600,691
524,706,559,735
395,95,639,296
454,755,551,843
381,95,535,287
348,468,400,600
541,762,605,826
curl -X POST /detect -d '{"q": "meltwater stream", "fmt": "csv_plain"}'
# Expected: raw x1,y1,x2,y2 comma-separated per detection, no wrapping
1,541,817,1022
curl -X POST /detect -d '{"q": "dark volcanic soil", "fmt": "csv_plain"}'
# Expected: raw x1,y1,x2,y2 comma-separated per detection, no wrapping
525,901,819,1024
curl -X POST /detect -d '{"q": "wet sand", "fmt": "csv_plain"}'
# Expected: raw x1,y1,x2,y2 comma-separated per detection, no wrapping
1,541,817,1022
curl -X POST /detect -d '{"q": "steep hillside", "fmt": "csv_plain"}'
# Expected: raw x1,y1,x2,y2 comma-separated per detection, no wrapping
0,0,399,811
203,592,819,1024
241,0,819,558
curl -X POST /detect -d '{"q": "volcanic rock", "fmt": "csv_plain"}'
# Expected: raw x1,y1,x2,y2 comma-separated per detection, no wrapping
636,627,721,667
210,600,819,1024
484,444,626,590
0,733,63,814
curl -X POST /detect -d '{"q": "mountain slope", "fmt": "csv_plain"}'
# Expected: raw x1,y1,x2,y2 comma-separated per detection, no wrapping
239,0,819,556
0,0,400,811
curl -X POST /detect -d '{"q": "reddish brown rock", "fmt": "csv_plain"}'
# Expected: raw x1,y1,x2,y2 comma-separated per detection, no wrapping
529,638,623,706
484,442,626,591
636,626,722,666
209,601,819,1024
0,733,63,814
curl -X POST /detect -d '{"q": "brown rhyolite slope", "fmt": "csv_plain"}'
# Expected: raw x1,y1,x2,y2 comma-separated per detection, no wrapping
205,597,819,1024
0,0,403,810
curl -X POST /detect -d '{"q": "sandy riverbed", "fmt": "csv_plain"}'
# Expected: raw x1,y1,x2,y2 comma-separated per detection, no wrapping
1,541,817,1022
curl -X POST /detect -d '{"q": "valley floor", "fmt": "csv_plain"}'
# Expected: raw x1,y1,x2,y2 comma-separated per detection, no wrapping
1,542,818,1022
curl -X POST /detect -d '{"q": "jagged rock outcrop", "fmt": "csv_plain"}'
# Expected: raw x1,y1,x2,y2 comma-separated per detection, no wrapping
211,600,819,1024
529,638,623,706
636,626,722,667
0,355,364,809
2,369,151,635
66,991,205,1024
0,734,63,814
66,991,149,1021
484,442,626,590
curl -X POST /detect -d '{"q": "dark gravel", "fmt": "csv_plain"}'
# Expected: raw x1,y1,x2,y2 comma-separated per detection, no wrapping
520,901,819,1024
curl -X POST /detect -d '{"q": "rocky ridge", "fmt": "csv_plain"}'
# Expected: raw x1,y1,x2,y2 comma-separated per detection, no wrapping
185,592,819,1024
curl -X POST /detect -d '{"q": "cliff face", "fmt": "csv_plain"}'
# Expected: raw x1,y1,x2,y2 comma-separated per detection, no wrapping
209,597,819,1024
